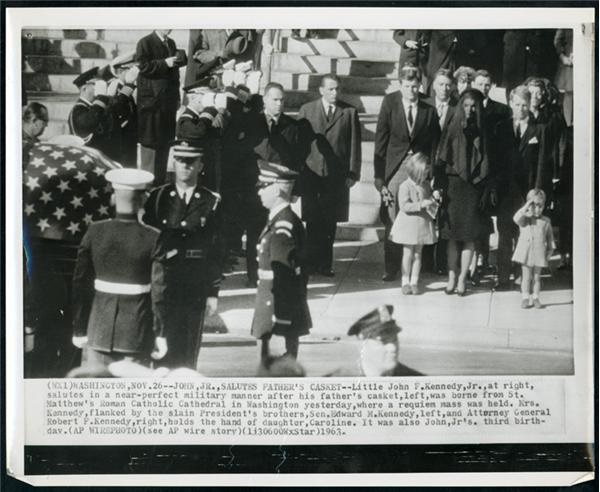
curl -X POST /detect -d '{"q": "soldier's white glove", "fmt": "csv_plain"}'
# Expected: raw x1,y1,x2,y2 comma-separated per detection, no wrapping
201,92,216,108
151,336,168,360
93,79,108,97
233,70,247,87
245,71,262,94
72,335,88,349
124,66,139,85
215,93,228,110
205,297,218,316
222,69,235,87
107,78,120,97
25,326,35,353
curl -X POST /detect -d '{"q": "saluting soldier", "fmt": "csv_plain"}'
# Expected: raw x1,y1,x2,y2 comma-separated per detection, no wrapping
105,51,139,167
68,67,112,155
251,161,312,362
71,168,168,367
143,141,223,370
176,81,221,190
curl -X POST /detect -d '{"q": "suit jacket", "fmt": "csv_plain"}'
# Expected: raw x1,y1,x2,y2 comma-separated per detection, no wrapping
297,98,362,222
251,205,311,339
71,216,162,355
483,98,510,135
502,30,558,90
420,30,458,92
135,32,180,145
108,82,138,166
492,117,546,198
374,92,440,183
246,112,308,196
393,30,426,69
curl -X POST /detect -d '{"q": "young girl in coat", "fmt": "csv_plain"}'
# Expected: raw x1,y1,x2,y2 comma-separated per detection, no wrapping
390,153,439,295
512,189,555,309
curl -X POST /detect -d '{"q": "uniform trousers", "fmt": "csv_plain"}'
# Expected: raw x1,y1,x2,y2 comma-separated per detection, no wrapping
140,145,170,186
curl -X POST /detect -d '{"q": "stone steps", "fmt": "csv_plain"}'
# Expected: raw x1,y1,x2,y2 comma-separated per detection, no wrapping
280,37,399,61
24,55,108,75
22,29,189,46
22,37,138,59
270,52,399,78
271,71,399,95
279,28,395,43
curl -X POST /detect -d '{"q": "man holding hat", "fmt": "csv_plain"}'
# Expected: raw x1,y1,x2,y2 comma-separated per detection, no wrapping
143,140,223,370
328,305,421,376
135,30,186,185
71,168,167,367
251,161,312,362
69,67,112,155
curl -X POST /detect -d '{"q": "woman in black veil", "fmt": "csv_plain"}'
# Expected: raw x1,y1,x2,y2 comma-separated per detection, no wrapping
435,88,494,296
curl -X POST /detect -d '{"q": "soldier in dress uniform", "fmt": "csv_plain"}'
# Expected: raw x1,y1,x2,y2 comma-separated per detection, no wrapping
142,141,223,370
176,81,222,191
105,51,139,167
68,67,112,155
327,305,421,377
251,161,312,362
71,168,168,367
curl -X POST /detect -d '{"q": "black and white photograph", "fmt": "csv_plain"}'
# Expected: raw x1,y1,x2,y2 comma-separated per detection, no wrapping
5,4,595,487
20,26,578,379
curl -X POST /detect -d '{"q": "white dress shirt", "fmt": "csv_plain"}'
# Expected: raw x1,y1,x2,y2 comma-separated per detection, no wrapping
514,117,529,138
435,98,449,127
321,99,336,119
176,184,196,204
403,99,418,131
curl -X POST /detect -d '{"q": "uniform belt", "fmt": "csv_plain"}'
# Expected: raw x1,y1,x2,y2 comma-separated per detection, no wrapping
185,249,206,259
257,269,274,280
94,279,151,295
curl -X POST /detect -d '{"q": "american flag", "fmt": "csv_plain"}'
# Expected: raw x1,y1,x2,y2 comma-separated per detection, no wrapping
23,143,121,242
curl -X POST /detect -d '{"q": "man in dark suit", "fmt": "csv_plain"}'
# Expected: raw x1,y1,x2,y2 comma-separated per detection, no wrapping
135,30,185,185
473,69,510,134
297,74,362,276
374,65,440,281
71,168,166,367
492,85,546,290
68,67,112,155
393,30,426,72
242,82,307,286
143,141,223,369
425,68,457,274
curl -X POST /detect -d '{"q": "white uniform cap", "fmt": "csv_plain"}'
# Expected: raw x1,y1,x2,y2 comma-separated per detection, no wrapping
215,93,228,110
105,168,154,190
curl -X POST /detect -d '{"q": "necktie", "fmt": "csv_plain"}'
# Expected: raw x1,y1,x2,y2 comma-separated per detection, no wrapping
407,104,414,129
163,38,172,56
515,123,521,140
327,104,334,121
437,104,444,119
269,117,277,133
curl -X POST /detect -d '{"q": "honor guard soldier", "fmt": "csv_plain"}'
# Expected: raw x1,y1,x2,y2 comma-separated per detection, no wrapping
327,305,421,377
251,161,312,362
105,51,139,167
71,168,168,367
69,67,112,155
176,81,222,190
143,141,223,370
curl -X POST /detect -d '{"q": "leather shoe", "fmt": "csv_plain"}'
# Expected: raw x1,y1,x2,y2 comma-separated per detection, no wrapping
382,273,397,282
410,284,420,295
532,298,543,309
521,299,531,309
401,284,412,295
318,268,335,277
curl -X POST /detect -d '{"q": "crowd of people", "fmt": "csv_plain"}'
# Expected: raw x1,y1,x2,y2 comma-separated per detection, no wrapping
22,28,573,378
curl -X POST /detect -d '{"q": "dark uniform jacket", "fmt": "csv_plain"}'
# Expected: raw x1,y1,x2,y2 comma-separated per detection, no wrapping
297,98,362,222
135,32,180,147
393,30,426,70
68,96,112,154
108,81,138,167
72,215,163,355
491,117,547,198
251,205,311,339
374,92,440,183
143,184,223,335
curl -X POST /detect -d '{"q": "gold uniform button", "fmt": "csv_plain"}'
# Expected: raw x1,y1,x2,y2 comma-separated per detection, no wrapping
162,219,167,224
181,221,187,227
266,301,271,306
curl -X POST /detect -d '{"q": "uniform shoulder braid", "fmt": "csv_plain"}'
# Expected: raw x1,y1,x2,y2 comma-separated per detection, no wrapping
198,186,221,211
